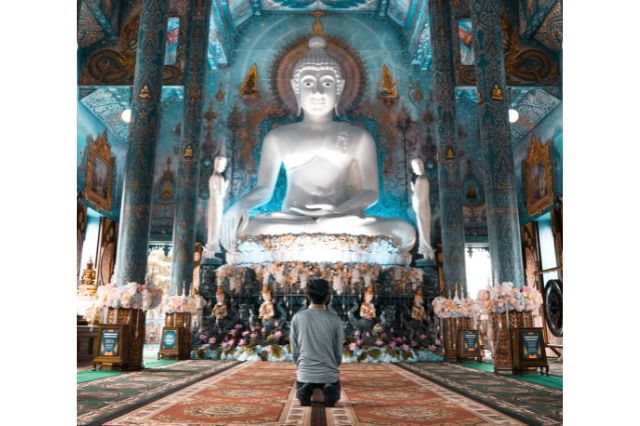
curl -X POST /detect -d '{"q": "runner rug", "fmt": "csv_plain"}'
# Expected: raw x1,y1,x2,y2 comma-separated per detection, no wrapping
327,363,523,425
77,360,239,425
399,362,562,425
105,361,310,425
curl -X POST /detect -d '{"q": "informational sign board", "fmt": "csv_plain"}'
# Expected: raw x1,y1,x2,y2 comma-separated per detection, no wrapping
510,327,549,375
94,325,127,367
457,329,481,361
159,327,181,357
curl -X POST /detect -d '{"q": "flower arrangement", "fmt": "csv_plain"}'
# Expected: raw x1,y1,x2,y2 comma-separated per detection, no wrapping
237,233,400,255
146,247,172,294
161,293,206,315
192,323,443,363
476,282,543,314
432,295,478,319
83,282,163,323
215,262,423,295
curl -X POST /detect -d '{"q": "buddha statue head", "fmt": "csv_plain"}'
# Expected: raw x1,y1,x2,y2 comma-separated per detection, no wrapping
364,285,374,303
291,36,345,116
414,287,423,306
411,157,425,176
216,286,225,304
261,284,272,302
213,155,227,174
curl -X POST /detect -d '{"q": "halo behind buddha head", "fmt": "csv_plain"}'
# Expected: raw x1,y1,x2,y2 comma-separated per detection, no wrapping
290,36,346,115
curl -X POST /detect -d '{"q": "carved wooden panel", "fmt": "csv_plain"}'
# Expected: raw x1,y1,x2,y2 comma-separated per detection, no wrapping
97,218,118,285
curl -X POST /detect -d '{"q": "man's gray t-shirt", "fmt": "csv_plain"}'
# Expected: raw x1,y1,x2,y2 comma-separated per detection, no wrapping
290,307,344,383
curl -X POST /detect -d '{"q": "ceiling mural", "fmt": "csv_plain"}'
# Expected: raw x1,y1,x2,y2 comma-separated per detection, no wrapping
78,1,106,48
261,0,379,11
228,0,255,26
508,88,560,144
532,0,561,52
518,0,556,39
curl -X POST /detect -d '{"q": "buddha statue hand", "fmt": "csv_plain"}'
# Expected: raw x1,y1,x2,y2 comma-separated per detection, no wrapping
221,202,249,251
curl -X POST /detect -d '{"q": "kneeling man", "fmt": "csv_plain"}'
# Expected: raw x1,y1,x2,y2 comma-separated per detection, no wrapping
290,278,344,407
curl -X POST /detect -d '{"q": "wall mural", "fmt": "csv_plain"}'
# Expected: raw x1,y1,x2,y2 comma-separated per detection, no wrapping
79,0,187,85
77,102,125,220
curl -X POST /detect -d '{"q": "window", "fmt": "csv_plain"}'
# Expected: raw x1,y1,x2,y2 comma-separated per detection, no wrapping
465,243,492,298
79,207,101,277
536,212,559,284
164,17,180,66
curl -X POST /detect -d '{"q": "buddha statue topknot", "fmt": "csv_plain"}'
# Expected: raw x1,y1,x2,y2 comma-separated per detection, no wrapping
221,36,416,265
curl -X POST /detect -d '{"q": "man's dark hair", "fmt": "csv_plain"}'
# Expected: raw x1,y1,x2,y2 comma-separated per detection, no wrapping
306,278,331,305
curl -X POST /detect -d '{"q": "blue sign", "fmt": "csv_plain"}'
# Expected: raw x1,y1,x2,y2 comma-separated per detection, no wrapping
163,329,177,349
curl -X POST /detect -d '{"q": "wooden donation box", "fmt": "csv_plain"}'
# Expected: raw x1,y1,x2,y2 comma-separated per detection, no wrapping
510,327,549,375
158,312,192,360
94,325,128,370
457,329,482,362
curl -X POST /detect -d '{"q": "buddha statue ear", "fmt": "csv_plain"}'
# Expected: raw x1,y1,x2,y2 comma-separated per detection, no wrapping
335,78,345,116
291,78,302,116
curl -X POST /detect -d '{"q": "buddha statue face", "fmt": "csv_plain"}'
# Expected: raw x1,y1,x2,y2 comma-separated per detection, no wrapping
291,36,345,117
411,158,425,176
214,156,227,173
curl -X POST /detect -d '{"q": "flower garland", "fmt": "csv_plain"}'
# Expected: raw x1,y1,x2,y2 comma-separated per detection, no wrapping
236,233,400,255
476,282,543,314
161,294,206,315
215,262,422,295
432,295,478,319
83,282,163,323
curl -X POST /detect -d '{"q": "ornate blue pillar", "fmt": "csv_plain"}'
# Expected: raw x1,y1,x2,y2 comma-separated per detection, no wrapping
428,0,467,297
114,0,169,285
170,0,211,296
470,0,525,287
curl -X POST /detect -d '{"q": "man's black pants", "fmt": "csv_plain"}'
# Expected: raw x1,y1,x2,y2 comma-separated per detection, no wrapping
296,380,341,407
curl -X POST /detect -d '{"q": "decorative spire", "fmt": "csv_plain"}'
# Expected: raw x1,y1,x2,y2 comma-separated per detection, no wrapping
311,9,325,35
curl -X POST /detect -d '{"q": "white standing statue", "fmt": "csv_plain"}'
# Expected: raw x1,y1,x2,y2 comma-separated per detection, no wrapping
220,36,415,262
411,158,434,260
206,156,229,257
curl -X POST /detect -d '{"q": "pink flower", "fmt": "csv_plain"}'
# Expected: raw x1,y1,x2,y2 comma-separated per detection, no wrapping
199,334,207,341
354,329,361,337
242,331,250,337
274,331,283,339
230,329,237,336
365,331,371,337
348,342,357,351
375,339,384,346
381,332,387,338
521,286,531,294
428,345,437,352
395,337,403,342
200,344,210,350
208,337,216,344
400,344,410,352
419,334,427,340
261,327,267,333
234,324,244,330
389,341,397,349
250,333,258,340
238,338,247,346
356,339,363,345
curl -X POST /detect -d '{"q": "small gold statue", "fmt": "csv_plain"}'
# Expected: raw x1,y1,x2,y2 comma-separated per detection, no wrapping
212,286,228,320
411,288,427,322
78,258,97,297
360,286,376,321
259,284,275,321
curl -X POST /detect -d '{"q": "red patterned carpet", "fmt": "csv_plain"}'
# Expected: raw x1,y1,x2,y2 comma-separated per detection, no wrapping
106,362,310,425
106,362,524,425
328,363,522,425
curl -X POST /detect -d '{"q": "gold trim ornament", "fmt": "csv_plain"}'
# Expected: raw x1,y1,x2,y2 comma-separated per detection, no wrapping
491,83,504,101
84,130,115,213
523,133,554,217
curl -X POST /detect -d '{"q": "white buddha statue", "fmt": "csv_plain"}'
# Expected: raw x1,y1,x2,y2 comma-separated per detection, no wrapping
206,156,229,257
410,158,434,260
220,36,415,262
